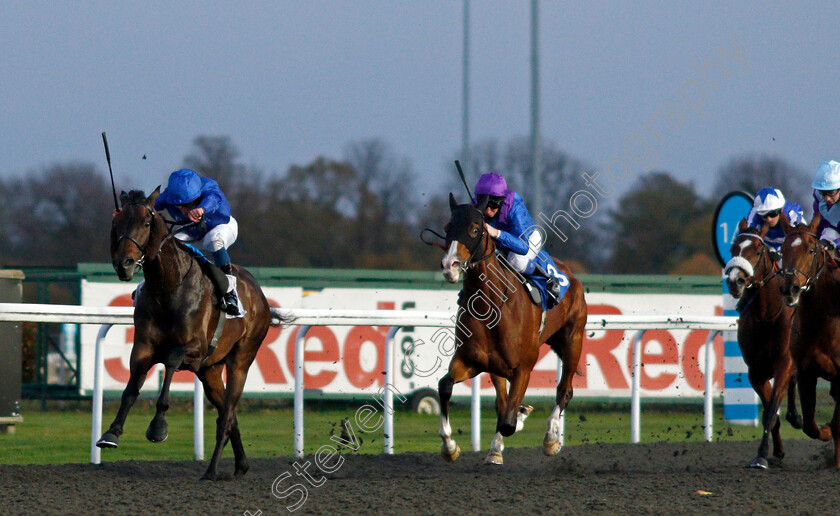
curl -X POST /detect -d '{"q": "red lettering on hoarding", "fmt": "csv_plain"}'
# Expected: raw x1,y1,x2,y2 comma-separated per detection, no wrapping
579,304,629,389
285,326,340,389
343,326,386,389
251,298,288,384
103,294,149,383
627,330,678,390
681,306,725,390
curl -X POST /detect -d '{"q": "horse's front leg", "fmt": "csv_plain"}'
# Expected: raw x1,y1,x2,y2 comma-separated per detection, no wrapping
146,348,185,443
499,367,532,437
97,345,155,448
483,374,533,465
786,375,803,429
438,355,477,463
799,373,832,441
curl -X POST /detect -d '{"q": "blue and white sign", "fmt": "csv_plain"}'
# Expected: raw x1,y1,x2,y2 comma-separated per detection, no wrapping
712,191,753,266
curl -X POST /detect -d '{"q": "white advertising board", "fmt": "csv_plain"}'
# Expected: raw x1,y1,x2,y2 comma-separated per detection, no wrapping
80,280,723,399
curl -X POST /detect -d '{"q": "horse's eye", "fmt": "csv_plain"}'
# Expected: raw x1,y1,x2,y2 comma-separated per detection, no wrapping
145,220,151,228
470,227,479,237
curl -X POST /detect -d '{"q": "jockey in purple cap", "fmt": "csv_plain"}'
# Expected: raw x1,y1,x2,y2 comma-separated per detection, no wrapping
474,173,568,300
154,168,242,316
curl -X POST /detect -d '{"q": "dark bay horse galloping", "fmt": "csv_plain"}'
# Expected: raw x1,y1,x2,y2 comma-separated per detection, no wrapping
725,219,801,469
779,213,840,467
437,194,587,464
98,188,271,480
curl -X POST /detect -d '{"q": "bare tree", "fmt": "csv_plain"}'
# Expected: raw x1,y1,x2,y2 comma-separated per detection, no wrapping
712,154,812,215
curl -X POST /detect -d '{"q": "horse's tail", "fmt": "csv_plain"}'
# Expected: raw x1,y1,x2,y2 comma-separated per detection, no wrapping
270,308,296,327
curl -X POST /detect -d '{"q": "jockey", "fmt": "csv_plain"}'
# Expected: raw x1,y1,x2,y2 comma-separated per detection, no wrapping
811,160,840,248
745,187,804,251
473,173,567,299
155,168,242,315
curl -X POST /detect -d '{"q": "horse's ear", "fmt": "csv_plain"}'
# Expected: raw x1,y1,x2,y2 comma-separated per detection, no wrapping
737,218,748,233
476,195,489,212
449,192,458,212
148,186,161,206
759,222,770,239
119,191,130,208
779,211,792,234
809,212,822,233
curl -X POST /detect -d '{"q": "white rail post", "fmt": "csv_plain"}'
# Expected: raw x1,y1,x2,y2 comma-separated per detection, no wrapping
557,355,565,446
193,374,204,460
471,373,481,451
630,329,645,444
294,325,310,460
384,326,400,455
91,324,112,465
704,330,720,442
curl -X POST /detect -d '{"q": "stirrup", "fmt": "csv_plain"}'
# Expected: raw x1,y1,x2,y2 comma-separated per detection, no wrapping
222,291,240,315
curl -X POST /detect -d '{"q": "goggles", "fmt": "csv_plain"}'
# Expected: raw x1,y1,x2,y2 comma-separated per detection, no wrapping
759,209,781,218
819,189,840,198
487,196,505,209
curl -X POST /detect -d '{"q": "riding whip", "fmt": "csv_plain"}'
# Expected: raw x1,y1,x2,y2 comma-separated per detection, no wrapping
454,160,474,202
101,132,120,211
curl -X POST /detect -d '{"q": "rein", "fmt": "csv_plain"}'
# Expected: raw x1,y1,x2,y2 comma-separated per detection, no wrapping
117,203,200,267
730,233,785,319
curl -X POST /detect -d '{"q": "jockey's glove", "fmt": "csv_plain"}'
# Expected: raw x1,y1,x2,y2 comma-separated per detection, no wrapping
819,239,836,250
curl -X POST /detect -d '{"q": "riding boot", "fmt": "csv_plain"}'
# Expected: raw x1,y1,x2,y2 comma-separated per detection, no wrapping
220,264,241,316
532,263,562,299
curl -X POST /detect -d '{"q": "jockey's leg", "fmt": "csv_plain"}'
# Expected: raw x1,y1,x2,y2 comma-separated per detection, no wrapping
204,218,241,316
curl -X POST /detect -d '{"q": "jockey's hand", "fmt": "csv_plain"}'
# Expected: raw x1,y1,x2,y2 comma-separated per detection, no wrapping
484,223,500,239
112,209,119,218
820,238,836,250
187,207,205,223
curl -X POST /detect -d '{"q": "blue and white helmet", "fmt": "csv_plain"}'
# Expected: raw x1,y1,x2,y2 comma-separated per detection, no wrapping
753,187,785,215
811,160,840,191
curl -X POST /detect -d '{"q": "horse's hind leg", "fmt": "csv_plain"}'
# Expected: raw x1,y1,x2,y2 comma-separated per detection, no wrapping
200,363,250,477
543,323,583,456
202,358,250,481
97,349,154,448
146,349,185,443
786,376,803,429
438,356,477,463
830,380,840,468
748,375,776,469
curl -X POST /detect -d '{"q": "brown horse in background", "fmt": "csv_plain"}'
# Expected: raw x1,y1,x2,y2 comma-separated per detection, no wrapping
779,212,840,467
725,219,801,469
437,193,587,464
98,188,272,480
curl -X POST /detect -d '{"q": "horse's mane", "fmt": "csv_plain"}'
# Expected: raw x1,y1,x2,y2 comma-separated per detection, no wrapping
742,226,761,235
123,190,148,205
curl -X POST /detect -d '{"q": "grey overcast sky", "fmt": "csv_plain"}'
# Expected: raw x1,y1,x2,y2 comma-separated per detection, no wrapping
1,1,838,201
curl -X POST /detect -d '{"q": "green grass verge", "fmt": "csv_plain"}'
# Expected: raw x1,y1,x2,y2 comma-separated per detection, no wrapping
0,398,825,466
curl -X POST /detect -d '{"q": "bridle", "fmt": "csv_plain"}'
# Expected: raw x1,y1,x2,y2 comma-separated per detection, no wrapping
446,206,495,270
780,230,827,294
728,232,785,319
116,203,200,268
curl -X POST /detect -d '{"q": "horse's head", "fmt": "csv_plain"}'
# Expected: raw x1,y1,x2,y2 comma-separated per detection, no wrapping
780,212,824,306
110,187,161,281
724,219,771,298
440,193,489,283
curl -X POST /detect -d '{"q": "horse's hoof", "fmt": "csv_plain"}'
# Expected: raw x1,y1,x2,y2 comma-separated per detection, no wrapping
543,440,561,456
484,452,504,465
787,413,803,430
748,457,769,469
145,425,168,443
200,473,216,481
441,444,461,462
234,463,250,477
96,432,119,449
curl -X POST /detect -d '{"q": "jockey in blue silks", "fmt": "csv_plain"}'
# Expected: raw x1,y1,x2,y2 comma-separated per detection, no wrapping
811,160,840,248
745,187,805,251
473,173,569,301
154,168,242,315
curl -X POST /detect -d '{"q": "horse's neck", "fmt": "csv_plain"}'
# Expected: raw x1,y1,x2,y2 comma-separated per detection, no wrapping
465,246,522,301
142,223,194,292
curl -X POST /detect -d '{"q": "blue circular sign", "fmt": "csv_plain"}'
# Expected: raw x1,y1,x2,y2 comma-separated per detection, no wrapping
712,191,754,266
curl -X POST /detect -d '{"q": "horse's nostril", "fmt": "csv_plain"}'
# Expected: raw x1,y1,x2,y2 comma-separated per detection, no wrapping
122,257,135,269
791,285,801,295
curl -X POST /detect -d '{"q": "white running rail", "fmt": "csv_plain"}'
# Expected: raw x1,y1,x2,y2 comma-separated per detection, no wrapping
0,303,737,463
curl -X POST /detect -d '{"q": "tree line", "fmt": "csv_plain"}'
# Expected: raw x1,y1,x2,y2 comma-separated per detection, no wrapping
0,135,812,275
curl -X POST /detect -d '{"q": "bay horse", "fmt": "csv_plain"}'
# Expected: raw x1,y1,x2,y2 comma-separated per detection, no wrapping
725,219,801,469
98,188,272,480
437,193,587,464
779,212,840,467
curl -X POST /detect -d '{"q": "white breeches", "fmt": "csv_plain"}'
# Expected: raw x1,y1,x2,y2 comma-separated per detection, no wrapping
176,216,238,253
506,230,543,273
